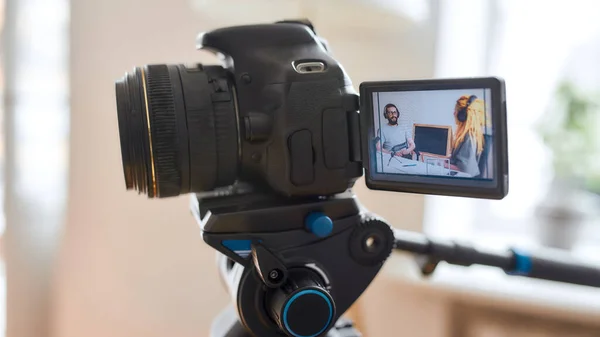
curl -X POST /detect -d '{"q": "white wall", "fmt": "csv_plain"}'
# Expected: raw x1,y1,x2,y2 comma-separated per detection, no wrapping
56,1,437,337
374,89,488,131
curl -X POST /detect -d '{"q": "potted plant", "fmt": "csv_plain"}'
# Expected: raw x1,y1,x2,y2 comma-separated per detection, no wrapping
535,81,600,250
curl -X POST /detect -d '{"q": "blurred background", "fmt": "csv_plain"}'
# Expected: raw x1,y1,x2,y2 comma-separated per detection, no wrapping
1,0,600,336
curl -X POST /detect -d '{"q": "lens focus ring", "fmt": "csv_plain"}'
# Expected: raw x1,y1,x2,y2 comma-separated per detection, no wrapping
145,65,181,197
115,64,239,198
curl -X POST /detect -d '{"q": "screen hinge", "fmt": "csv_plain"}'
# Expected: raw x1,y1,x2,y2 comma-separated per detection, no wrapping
344,94,361,163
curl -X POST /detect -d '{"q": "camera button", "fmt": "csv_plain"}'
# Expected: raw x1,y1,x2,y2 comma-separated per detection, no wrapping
289,130,314,185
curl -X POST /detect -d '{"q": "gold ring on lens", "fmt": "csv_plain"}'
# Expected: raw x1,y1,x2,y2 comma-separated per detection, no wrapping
141,67,158,197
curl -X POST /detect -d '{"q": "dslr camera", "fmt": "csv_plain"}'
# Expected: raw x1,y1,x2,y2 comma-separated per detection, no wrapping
115,20,508,337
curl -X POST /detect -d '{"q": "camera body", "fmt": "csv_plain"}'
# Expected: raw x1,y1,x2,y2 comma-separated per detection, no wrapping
200,21,362,196
117,19,507,200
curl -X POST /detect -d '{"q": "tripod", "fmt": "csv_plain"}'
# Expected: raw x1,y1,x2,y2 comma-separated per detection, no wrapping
194,189,600,337
387,144,410,166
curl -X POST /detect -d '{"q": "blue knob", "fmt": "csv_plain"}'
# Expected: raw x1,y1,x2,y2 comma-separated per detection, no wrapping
283,289,333,337
305,212,333,238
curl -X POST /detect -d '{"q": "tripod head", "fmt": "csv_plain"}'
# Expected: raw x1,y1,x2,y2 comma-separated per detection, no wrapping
194,188,393,337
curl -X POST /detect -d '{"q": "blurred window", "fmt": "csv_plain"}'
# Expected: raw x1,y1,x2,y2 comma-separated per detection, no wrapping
0,0,6,335
424,0,600,256
2,0,69,335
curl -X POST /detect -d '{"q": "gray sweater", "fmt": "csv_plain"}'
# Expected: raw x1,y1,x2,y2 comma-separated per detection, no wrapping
451,134,481,177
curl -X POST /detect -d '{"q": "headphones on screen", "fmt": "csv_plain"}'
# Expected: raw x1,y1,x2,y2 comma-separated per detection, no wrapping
383,104,400,119
457,95,477,122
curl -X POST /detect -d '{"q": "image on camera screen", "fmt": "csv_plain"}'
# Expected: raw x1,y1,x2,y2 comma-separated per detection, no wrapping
372,88,494,181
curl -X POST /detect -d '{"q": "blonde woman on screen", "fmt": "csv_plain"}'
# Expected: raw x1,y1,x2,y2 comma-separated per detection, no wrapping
450,95,485,177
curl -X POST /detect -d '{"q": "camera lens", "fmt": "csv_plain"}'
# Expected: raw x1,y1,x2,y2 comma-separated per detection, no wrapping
115,64,239,198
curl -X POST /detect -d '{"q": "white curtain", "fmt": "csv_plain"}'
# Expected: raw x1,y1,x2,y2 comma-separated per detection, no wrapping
3,0,69,336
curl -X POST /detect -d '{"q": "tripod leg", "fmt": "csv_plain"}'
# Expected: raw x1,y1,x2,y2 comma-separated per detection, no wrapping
210,305,253,337
388,153,395,165
327,317,363,337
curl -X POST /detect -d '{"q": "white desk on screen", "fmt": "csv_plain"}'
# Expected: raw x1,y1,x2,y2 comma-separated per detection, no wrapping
375,152,471,178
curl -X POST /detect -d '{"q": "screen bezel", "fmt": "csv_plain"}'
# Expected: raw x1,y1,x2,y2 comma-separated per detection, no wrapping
359,77,508,199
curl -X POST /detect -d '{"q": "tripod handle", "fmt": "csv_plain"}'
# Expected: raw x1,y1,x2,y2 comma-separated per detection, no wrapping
508,248,600,287
393,229,600,288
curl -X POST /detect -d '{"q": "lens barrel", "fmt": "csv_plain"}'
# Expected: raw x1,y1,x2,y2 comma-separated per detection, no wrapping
115,64,238,198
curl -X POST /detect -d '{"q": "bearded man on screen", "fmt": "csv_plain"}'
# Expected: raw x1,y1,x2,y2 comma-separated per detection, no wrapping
376,103,415,159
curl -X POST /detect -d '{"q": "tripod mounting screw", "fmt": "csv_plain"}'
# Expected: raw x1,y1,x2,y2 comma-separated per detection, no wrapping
269,269,282,281
305,212,333,238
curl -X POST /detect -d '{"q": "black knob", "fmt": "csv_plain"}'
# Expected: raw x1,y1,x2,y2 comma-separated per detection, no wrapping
349,218,394,266
267,269,335,337
244,112,272,141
